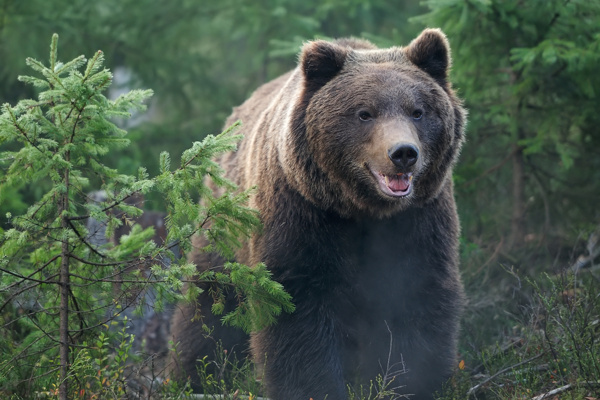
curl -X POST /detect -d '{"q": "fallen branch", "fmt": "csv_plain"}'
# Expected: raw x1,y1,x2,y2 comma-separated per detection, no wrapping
571,246,600,272
532,381,600,400
531,383,572,400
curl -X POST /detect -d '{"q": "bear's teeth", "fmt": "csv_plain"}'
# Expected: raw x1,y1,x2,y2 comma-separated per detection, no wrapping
384,175,390,185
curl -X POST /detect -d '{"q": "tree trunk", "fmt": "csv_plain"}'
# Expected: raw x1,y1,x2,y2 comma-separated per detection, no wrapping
509,144,525,249
58,167,70,400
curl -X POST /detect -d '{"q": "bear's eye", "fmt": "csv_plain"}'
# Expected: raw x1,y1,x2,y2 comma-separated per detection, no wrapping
412,109,424,120
358,111,373,122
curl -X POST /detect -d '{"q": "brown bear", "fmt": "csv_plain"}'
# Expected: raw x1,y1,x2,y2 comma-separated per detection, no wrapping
170,28,466,400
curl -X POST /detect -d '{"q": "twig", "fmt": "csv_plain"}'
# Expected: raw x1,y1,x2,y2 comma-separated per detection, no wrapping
67,286,87,341
375,321,406,398
66,190,141,221
1,254,60,290
0,281,49,314
471,337,525,374
67,253,137,267
473,238,504,277
0,265,60,285
67,219,105,258
8,110,44,153
461,147,517,188
467,352,544,396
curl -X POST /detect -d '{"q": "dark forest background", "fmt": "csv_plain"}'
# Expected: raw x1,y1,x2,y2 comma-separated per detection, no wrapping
1,0,599,398
3,0,598,255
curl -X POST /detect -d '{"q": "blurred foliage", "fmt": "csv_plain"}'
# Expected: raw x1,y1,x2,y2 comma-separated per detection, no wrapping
416,0,600,252
3,0,597,253
0,0,425,190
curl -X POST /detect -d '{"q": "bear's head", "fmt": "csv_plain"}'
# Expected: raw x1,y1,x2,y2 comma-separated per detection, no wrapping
286,29,466,218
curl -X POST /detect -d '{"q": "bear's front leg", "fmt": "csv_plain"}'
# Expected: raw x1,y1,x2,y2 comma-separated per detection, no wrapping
251,302,347,400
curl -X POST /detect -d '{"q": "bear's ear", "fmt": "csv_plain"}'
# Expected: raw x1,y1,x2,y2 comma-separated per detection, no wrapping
405,28,451,87
300,40,348,91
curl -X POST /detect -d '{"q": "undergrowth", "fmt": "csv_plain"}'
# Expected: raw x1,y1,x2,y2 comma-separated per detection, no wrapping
437,240,600,400
18,251,599,400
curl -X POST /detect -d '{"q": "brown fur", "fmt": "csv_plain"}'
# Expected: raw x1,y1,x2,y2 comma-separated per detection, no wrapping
170,29,466,400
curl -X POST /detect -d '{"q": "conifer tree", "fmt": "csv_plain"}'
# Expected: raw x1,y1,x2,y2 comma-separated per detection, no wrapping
0,34,293,398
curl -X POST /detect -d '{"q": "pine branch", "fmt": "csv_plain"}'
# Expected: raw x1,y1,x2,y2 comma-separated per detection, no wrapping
0,265,60,285
4,106,44,153
67,190,141,221
1,254,60,289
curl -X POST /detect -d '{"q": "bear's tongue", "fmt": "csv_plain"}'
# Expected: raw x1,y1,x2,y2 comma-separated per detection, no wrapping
385,174,411,192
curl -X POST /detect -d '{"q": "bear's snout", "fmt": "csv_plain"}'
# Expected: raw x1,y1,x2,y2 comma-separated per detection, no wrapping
388,143,419,171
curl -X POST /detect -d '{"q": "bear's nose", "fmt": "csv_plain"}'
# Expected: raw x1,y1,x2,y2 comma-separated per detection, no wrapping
388,143,419,169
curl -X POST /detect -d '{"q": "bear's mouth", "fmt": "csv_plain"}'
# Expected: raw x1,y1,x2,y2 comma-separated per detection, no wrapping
370,169,413,198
